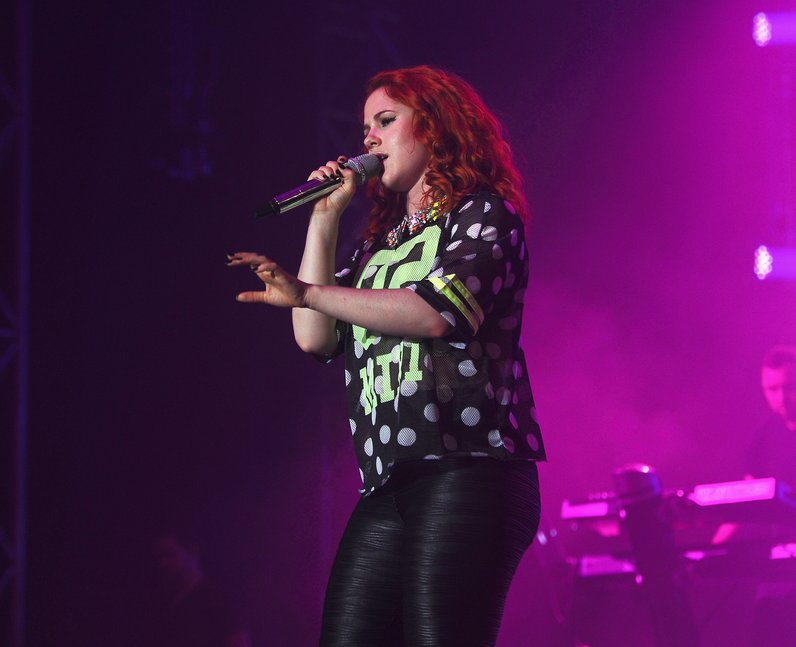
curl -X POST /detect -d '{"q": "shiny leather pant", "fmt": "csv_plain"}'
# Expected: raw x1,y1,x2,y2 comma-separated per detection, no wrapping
320,457,540,647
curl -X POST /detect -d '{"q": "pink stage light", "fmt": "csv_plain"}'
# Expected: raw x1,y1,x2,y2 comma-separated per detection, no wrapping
755,245,774,279
753,12,796,47
755,244,796,280
753,13,773,46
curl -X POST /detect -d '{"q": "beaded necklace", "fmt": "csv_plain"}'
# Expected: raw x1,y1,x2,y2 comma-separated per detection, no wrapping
383,197,448,249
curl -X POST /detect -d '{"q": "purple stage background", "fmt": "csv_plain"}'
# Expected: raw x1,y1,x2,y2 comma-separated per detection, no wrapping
24,0,796,645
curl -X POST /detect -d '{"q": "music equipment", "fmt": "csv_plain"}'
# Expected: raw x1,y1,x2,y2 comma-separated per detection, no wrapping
547,476,796,647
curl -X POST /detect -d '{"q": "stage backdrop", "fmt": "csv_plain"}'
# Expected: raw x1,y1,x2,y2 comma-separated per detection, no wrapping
25,1,796,644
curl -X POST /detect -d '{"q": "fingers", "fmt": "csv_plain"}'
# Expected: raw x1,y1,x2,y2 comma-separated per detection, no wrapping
226,251,282,280
229,252,282,285
226,252,269,267
307,157,354,182
232,257,307,308
236,291,270,303
227,256,280,287
228,250,304,307
251,261,279,281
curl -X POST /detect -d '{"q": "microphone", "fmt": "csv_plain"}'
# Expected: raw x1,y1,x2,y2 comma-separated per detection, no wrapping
254,153,383,218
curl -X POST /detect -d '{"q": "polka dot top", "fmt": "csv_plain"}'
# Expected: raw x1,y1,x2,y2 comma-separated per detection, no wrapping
330,193,546,495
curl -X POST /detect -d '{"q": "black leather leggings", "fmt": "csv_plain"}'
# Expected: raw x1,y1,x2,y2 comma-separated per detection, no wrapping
319,457,541,647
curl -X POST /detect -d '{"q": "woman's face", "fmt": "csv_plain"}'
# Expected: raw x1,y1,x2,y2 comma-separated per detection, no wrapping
363,87,431,197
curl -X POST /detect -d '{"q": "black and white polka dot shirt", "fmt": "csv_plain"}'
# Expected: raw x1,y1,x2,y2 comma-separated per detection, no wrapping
330,193,546,495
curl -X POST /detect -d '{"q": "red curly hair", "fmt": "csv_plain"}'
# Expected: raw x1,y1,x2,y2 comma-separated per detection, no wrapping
363,65,529,241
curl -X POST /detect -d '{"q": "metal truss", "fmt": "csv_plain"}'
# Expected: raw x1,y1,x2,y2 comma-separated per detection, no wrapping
151,0,219,182
0,0,31,645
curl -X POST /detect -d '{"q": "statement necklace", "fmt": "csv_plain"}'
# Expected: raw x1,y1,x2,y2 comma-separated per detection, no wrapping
384,197,448,249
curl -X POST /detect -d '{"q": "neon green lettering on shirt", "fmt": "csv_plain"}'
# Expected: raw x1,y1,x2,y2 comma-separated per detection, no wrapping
359,357,378,415
363,342,425,410
353,226,442,349
400,342,424,382
375,352,395,402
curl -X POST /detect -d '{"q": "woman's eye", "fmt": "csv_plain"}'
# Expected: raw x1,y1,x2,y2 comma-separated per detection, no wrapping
380,115,396,127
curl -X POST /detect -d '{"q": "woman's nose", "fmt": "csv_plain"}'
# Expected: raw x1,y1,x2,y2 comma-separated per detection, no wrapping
364,131,380,149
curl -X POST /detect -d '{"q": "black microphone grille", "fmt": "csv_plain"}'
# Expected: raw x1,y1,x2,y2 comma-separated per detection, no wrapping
344,153,384,185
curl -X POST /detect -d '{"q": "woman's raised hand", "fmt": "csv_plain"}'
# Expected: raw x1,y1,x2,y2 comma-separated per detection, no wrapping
227,252,309,308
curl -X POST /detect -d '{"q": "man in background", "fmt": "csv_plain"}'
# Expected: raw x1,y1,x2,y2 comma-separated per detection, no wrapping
747,345,796,484
745,345,796,646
